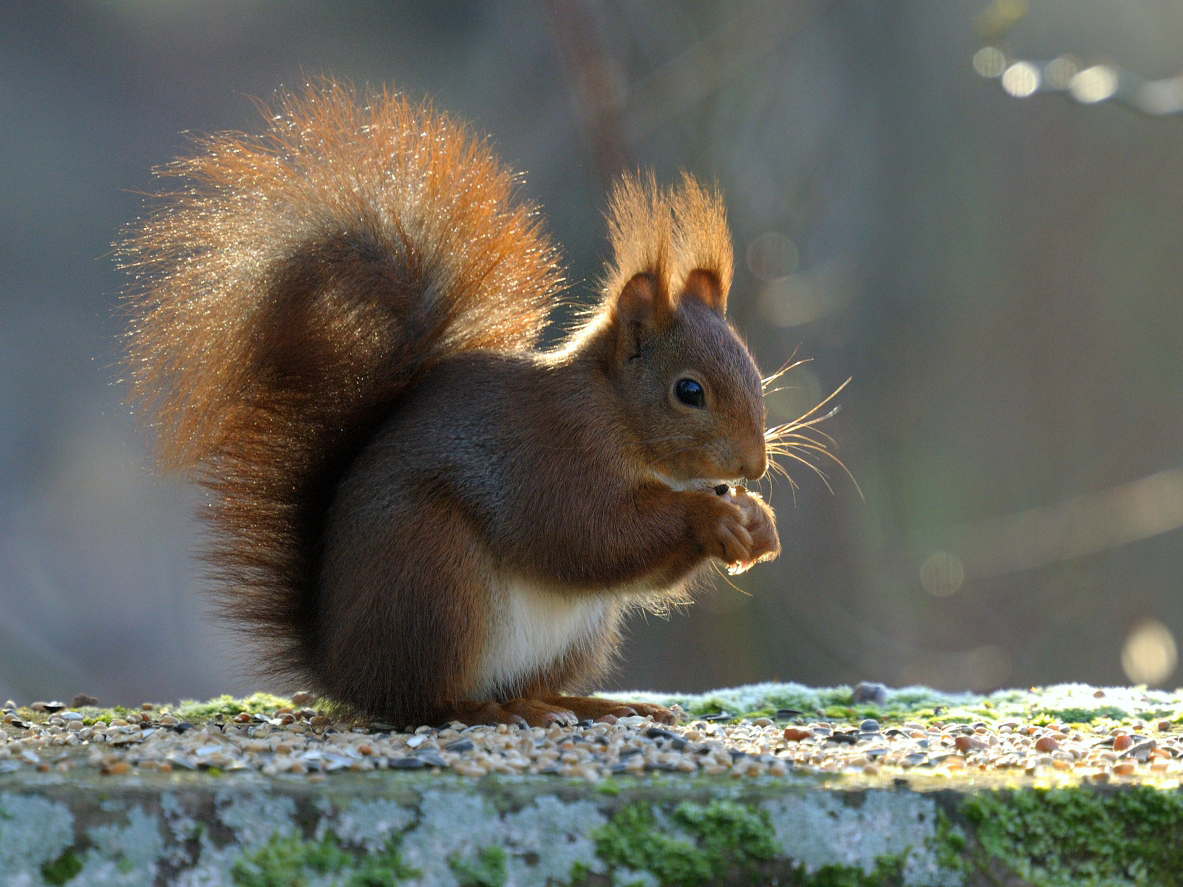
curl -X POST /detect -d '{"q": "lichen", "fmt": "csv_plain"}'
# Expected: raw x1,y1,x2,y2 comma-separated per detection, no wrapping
501,794,606,885
761,790,963,887
81,805,166,887
961,786,1183,886
216,789,298,848
325,799,416,854
0,792,76,881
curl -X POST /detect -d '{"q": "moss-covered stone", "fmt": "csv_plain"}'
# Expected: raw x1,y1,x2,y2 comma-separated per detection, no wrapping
593,799,777,886
8,684,1183,885
960,786,1183,886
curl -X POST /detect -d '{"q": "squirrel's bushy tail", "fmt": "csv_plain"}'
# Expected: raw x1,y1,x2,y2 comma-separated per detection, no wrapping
121,82,563,686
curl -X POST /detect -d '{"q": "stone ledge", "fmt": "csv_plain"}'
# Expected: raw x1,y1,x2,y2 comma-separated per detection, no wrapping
4,683,1183,886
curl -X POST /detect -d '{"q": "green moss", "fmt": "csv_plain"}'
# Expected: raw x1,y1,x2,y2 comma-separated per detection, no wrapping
596,778,621,796
929,809,968,874
962,786,1183,886
797,855,907,886
230,831,416,887
449,844,507,887
347,837,419,887
231,832,350,886
41,848,83,886
1030,706,1127,724
176,693,294,721
594,800,777,887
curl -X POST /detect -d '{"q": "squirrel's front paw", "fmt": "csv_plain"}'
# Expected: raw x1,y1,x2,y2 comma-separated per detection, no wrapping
693,496,753,566
720,486,780,574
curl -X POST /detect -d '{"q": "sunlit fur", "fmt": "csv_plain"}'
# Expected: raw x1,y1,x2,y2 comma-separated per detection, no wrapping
120,82,565,696
121,82,779,727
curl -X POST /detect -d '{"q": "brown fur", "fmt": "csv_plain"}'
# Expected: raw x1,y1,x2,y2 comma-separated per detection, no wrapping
122,82,779,728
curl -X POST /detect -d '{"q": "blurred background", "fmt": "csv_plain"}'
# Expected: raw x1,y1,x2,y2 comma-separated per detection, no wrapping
2,0,1182,705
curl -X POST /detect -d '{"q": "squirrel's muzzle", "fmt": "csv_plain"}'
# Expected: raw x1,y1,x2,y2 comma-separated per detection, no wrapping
738,439,768,482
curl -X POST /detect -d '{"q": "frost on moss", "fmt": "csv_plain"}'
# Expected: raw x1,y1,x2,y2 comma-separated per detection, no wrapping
962,786,1183,886
605,682,1183,725
0,793,75,881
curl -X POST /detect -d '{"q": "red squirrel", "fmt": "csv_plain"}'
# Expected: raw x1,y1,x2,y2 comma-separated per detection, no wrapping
122,82,780,728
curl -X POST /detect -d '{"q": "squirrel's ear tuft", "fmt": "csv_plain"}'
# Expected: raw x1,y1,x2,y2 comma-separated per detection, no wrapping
601,173,674,312
600,170,733,320
670,173,733,315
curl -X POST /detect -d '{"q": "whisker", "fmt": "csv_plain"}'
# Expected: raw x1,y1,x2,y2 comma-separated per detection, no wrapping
770,377,851,431
765,408,842,442
760,347,806,389
771,450,836,494
775,441,863,501
767,427,839,450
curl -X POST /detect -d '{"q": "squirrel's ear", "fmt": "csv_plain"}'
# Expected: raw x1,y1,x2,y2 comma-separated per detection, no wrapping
680,269,727,316
612,272,673,361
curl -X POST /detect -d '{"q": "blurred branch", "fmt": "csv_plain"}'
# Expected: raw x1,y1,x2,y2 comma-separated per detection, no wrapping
620,0,826,142
944,467,1183,581
545,0,827,189
544,0,630,190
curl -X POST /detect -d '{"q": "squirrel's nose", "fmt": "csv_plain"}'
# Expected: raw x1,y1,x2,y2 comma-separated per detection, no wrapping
738,438,767,481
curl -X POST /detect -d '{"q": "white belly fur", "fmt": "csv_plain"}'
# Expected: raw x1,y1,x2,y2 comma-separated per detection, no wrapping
471,576,621,698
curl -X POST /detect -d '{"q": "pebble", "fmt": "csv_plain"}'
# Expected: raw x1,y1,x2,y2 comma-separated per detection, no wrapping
0,698,1181,786
852,682,888,706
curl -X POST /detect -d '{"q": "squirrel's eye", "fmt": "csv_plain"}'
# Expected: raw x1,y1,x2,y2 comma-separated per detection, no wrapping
674,378,705,408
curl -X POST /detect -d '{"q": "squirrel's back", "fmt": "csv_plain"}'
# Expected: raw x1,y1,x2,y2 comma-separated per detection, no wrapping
121,82,564,685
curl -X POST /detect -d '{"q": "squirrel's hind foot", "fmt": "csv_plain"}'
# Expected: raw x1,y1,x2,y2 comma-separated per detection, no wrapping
441,696,675,727
540,695,676,726
443,699,579,728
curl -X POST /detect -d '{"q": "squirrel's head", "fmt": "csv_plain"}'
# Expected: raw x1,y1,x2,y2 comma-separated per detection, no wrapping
593,173,767,488
608,268,767,486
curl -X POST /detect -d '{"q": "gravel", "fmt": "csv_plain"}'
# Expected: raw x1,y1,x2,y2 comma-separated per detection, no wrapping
2,698,1182,785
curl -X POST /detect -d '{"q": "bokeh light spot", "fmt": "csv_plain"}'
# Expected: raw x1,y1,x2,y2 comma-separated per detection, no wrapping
1121,620,1177,685
973,47,1007,79
1070,65,1117,104
1001,62,1040,98
920,551,965,597
1136,78,1183,115
1043,56,1080,91
746,231,799,281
